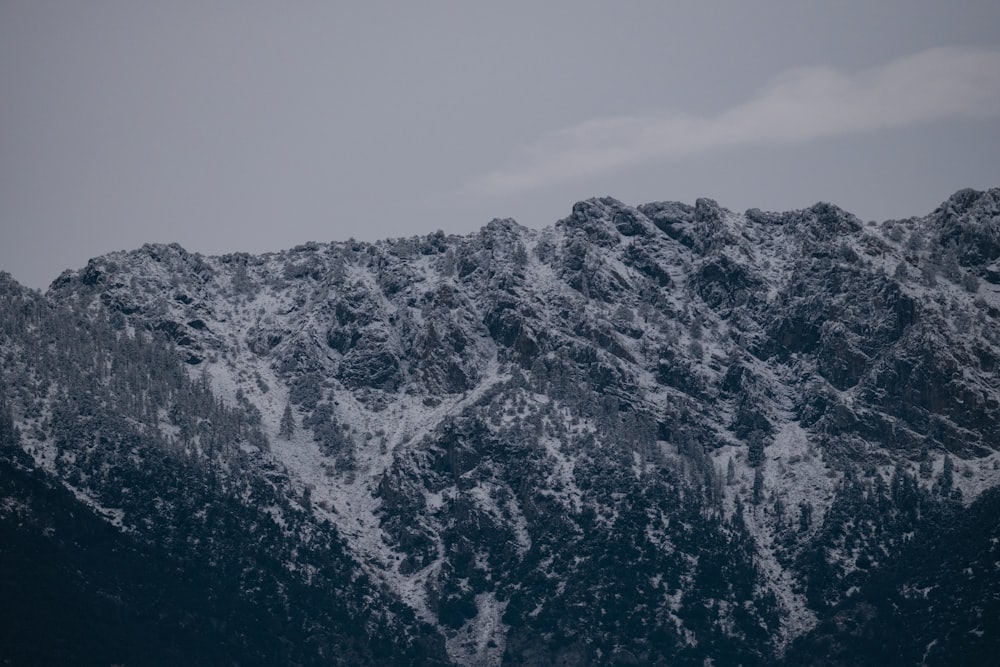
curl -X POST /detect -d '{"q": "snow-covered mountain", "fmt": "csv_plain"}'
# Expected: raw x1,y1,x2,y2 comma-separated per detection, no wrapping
3,188,1000,665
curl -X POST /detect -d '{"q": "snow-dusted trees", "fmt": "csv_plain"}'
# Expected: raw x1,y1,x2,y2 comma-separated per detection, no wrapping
752,467,765,505
0,386,17,449
279,402,295,439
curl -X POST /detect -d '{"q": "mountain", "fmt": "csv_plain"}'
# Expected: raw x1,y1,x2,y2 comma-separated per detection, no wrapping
3,187,1000,665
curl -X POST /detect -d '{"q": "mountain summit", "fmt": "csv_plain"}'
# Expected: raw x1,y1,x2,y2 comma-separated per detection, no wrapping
3,189,1000,665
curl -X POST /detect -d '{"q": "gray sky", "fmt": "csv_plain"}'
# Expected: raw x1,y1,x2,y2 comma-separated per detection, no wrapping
2,1,999,290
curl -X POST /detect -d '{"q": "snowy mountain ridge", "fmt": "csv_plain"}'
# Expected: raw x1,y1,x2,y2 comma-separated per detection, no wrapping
3,187,1000,665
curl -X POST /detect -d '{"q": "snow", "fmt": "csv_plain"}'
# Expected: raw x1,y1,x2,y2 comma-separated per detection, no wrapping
13,190,1000,665
63,481,127,530
470,481,531,555
445,593,508,667
763,420,838,530
200,297,512,658
716,420,834,651
930,449,1000,505
922,638,939,666
538,434,584,513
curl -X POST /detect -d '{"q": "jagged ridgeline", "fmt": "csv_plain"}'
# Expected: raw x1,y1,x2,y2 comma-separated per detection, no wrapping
3,187,1000,666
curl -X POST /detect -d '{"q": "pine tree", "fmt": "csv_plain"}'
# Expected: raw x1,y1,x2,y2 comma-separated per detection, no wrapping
919,446,933,479
280,402,295,439
773,497,785,527
0,389,18,449
798,501,813,532
747,431,766,467
938,454,954,497
752,468,765,505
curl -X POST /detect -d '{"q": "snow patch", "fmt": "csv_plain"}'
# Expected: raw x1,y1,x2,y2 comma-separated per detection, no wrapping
445,593,509,667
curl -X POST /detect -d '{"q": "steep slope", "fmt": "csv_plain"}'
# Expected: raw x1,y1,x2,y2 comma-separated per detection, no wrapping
4,187,999,665
0,274,449,666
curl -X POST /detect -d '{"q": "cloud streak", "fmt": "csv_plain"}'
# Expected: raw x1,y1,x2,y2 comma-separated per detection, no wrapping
472,47,1000,194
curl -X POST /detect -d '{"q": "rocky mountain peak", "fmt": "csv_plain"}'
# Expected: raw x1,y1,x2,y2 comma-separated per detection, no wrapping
5,188,1000,665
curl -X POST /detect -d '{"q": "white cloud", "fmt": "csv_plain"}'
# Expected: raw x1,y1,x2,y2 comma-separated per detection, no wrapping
471,47,1000,194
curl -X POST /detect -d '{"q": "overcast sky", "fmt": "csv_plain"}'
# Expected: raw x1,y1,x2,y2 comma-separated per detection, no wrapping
2,1,999,290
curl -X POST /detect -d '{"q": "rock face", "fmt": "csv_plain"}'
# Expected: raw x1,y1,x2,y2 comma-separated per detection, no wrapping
3,188,1000,665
